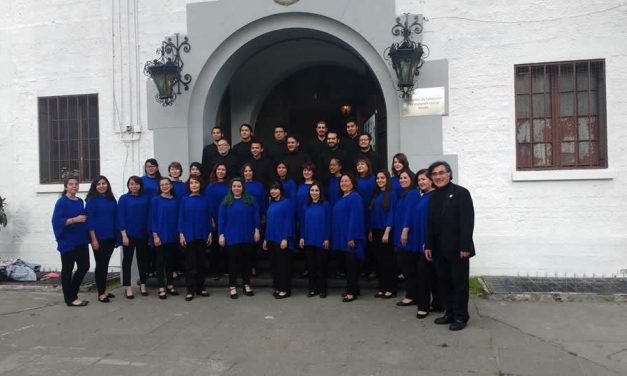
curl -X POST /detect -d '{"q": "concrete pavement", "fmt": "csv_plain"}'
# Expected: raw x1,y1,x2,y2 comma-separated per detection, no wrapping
0,288,625,375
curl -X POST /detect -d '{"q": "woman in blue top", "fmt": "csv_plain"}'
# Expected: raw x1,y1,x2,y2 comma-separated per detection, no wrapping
178,175,212,301
205,163,230,276
411,169,442,319
168,161,186,281
263,181,295,299
218,178,261,299
299,182,331,298
276,161,297,200
394,170,421,307
151,177,179,299
356,157,376,279
332,173,365,303
86,175,118,303
141,158,161,197
295,162,316,229
390,153,411,198
242,163,266,277
119,176,151,298
368,170,397,299
51,176,90,307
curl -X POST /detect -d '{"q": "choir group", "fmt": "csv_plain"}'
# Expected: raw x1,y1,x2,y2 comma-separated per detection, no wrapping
52,120,474,330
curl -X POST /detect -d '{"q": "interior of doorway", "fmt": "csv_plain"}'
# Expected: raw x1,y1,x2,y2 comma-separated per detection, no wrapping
217,65,387,166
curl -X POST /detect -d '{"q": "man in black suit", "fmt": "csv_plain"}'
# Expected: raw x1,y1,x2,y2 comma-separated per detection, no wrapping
201,126,223,177
424,161,475,331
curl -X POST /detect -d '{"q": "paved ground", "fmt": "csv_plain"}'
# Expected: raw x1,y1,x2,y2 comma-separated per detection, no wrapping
0,287,625,376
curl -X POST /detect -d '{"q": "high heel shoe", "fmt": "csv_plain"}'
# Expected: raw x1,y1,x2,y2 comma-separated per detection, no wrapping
342,294,357,303
243,285,254,297
275,291,290,299
229,287,239,299
140,285,149,296
158,288,167,300
98,295,110,303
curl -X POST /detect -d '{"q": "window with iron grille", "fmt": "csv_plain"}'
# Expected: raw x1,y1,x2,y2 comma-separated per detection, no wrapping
38,94,100,184
515,60,607,170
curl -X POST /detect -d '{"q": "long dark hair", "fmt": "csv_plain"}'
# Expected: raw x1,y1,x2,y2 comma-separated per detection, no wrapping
391,153,410,177
306,181,326,205
369,170,392,212
86,175,115,201
209,163,228,184
241,163,256,182
126,175,143,195
399,170,416,198
223,177,254,206
144,158,162,179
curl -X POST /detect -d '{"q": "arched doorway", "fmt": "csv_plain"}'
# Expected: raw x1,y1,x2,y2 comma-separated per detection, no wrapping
186,12,400,167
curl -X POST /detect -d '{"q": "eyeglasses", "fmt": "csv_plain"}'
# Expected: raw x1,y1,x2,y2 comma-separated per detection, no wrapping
431,171,449,177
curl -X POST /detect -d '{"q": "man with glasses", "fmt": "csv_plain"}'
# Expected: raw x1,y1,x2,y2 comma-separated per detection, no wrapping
424,161,475,331
212,139,238,178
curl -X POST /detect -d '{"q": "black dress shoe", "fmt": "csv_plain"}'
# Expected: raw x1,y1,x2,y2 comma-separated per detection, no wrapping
307,291,318,298
396,300,415,306
66,300,89,307
434,315,453,325
449,320,467,331
185,293,194,302
106,293,116,299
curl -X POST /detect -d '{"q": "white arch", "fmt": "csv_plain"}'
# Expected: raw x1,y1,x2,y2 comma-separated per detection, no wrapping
186,12,400,163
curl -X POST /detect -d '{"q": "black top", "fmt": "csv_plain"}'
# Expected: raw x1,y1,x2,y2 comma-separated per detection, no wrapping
232,140,253,171
265,140,289,165
201,143,219,178
246,156,275,187
284,149,311,184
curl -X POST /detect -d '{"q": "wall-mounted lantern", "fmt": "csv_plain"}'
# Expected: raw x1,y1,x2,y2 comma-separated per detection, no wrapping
339,104,352,117
385,14,429,99
144,34,192,106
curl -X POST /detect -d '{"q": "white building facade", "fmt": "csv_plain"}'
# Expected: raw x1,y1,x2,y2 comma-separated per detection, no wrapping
0,0,625,276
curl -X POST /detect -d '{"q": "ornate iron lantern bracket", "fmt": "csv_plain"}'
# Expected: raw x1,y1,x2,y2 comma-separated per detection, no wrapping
385,14,429,99
144,33,192,106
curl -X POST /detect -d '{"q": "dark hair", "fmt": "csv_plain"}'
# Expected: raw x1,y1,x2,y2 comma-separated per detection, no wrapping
241,163,255,181
158,177,174,196
210,163,228,183
355,157,372,178
212,126,223,133
251,139,264,148
399,170,416,198
144,158,161,179
275,161,289,180
339,173,358,194
86,175,115,201
223,177,254,206
186,175,204,194
126,175,143,195
391,153,410,176
301,161,317,181
306,181,326,205
274,125,286,132
328,157,343,175
359,132,372,141
428,160,453,180
327,131,339,139
240,123,253,133
369,170,392,212
267,180,285,201
189,162,203,178
287,135,299,143
61,175,80,196
346,119,357,126
168,161,183,177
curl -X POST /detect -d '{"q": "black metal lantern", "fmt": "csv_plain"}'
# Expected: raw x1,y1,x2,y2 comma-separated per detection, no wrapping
385,14,429,99
144,34,192,106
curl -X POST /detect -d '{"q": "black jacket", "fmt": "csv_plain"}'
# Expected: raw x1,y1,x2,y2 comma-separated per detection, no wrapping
425,182,475,261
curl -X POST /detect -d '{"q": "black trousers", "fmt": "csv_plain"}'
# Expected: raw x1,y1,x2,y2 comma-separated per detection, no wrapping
185,239,207,294
60,244,90,304
372,229,396,293
93,239,115,295
416,252,441,312
228,243,252,287
269,242,292,293
345,252,361,296
121,236,149,286
208,230,227,275
434,255,470,322
397,249,417,300
155,243,177,288
305,246,328,294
